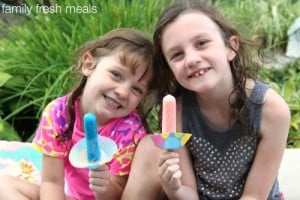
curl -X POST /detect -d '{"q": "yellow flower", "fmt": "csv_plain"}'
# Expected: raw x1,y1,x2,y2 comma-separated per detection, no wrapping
20,161,35,175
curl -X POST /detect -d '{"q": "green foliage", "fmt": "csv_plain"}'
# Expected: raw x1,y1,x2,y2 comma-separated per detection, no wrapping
0,0,172,140
215,0,300,51
0,118,21,141
259,59,300,147
147,106,160,133
0,72,12,88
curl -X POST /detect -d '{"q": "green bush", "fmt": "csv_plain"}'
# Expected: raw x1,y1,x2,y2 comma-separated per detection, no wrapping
0,0,172,140
259,60,300,147
0,118,20,141
216,0,300,50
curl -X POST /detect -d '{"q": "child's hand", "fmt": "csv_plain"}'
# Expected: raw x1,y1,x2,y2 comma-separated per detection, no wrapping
88,164,110,195
158,151,182,191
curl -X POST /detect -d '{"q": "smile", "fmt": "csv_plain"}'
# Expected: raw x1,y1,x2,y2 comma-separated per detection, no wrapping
104,95,122,109
188,67,211,78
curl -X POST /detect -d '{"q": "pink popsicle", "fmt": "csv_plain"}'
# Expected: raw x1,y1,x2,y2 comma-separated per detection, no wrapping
162,94,176,132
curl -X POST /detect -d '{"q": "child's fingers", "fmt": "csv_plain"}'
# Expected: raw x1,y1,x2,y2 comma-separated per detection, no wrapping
160,162,180,182
158,156,180,172
88,165,110,194
93,164,109,171
158,151,179,167
89,164,109,178
89,164,110,189
168,170,182,186
157,150,183,190
89,181,109,194
158,150,180,182
160,163,182,191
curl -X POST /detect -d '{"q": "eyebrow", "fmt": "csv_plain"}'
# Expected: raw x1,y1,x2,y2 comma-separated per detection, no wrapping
114,64,150,88
165,33,210,55
113,65,127,73
164,44,184,60
165,46,180,56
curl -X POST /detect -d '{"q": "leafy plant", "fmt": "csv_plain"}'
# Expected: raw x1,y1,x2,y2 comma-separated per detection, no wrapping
0,0,172,140
216,0,300,51
259,59,300,147
0,118,21,141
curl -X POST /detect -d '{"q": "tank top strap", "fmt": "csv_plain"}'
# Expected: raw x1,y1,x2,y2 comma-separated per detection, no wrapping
247,80,270,134
249,80,269,104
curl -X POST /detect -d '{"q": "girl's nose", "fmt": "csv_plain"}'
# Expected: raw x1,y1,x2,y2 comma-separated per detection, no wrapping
114,85,130,99
185,49,201,69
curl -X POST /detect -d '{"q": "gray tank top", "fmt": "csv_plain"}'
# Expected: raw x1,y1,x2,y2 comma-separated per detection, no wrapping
182,80,280,200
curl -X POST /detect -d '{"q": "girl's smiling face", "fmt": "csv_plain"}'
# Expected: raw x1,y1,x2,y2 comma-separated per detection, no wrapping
80,52,152,126
161,11,237,94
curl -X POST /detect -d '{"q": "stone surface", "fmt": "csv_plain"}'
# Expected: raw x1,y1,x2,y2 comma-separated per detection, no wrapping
278,149,300,200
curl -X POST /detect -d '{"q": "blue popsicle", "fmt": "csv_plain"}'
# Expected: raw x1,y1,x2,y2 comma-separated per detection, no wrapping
83,112,101,169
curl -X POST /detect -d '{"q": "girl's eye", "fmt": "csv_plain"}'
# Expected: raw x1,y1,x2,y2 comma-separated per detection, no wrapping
132,86,144,95
170,51,183,61
197,40,208,48
111,71,122,80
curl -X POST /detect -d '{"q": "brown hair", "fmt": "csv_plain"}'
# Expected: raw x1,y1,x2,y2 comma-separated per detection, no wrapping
153,0,263,133
59,28,159,141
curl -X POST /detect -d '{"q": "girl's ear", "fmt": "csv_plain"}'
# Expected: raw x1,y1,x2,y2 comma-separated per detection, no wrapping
81,52,95,76
227,35,239,61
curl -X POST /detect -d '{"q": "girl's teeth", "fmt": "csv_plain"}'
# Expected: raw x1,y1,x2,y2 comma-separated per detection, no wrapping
107,97,120,108
194,70,205,77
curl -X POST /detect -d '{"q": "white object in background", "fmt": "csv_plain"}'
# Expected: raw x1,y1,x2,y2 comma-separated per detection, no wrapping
286,17,300,58
278,149,300,200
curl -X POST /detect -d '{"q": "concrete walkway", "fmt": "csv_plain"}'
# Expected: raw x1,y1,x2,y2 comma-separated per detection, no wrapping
278,149,300,200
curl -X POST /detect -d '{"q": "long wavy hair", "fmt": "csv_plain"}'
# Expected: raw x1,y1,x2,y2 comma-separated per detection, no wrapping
153,0,263,133
58,28,160,142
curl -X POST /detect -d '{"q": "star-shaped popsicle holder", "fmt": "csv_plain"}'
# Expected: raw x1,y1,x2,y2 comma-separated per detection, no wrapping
151,94,192,150
69,113,118,169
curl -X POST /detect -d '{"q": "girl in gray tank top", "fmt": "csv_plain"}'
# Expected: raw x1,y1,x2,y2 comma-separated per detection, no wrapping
122,1,290,200
183,81,281,199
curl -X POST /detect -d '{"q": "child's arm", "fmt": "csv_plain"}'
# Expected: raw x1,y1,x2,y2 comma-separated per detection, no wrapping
89,165,127,200
159,147,199,200
241,89,290,200
40,155,66,200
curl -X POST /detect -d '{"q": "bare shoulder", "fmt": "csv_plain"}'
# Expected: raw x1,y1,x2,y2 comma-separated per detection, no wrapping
263,88,290,123
261,88,291,139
